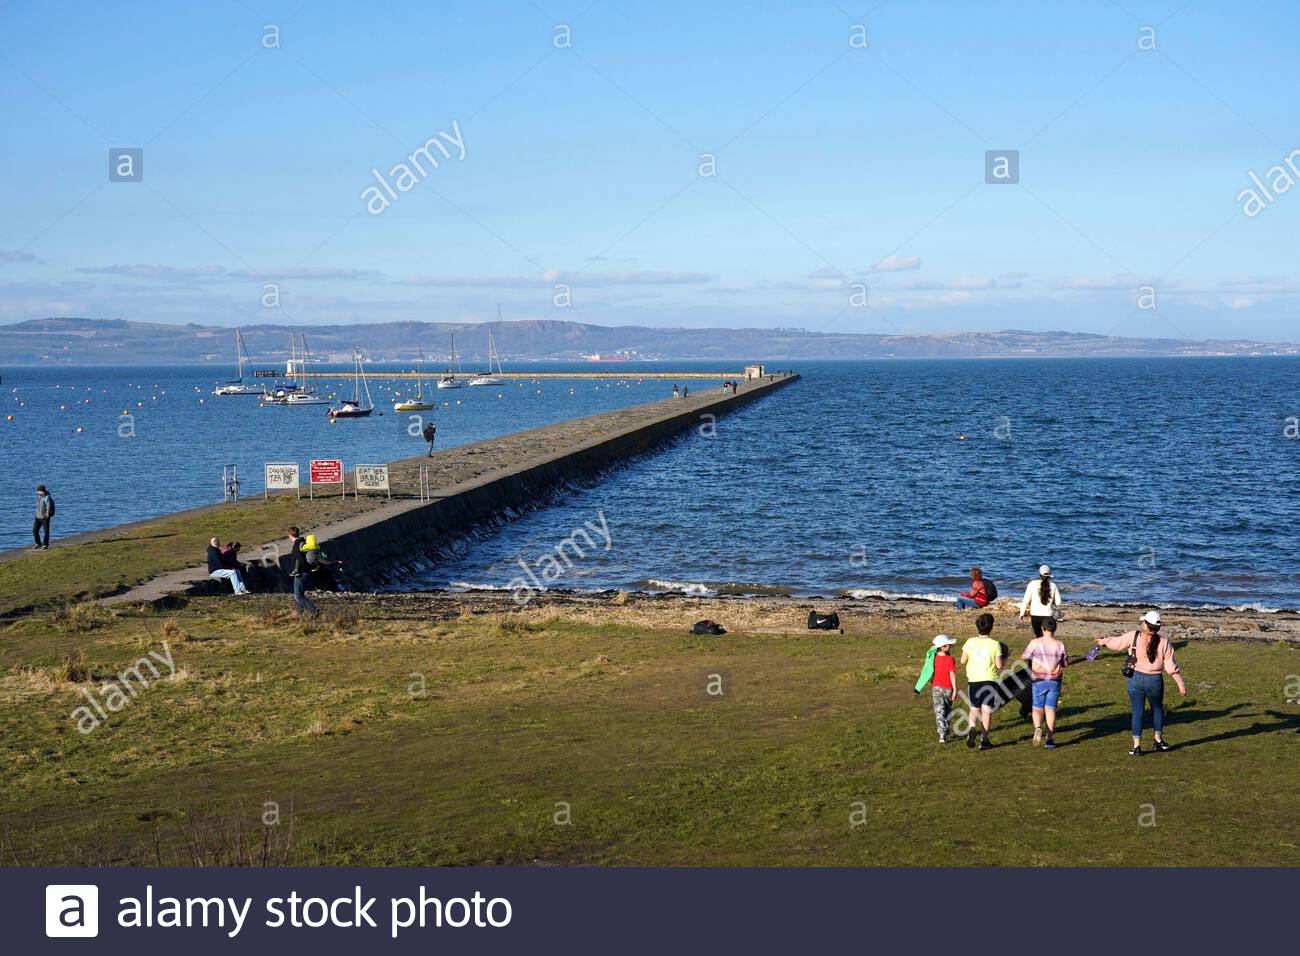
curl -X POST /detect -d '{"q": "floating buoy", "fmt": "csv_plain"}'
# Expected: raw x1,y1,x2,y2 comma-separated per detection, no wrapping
75,426,83,433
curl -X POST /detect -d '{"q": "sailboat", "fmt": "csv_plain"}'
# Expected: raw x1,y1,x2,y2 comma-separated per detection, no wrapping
394,346,435,411
282,335,329,405
330,348,374,418
213,329,263,395
437,332,466,389
468,315,505,387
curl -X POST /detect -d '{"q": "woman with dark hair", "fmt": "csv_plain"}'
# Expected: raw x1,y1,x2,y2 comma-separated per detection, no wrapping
1095,610,1188,756
1018,564,1063,636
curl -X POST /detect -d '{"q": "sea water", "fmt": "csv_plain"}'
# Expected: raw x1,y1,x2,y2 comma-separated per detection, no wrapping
407,357,1300,610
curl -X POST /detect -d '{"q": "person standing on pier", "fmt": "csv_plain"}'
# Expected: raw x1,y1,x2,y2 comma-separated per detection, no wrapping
673,384,679,399
32,485,54,550
422,421,437,456
287,526,319,616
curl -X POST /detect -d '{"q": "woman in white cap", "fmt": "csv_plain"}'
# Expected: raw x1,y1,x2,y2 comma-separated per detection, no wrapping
1094,611,1188,755
1018,565,1064,636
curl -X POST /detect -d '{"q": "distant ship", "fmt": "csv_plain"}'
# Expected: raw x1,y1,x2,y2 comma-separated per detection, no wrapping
584,353,632,362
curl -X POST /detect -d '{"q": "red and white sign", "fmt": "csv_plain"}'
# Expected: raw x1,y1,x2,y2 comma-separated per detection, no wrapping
309,459,343,484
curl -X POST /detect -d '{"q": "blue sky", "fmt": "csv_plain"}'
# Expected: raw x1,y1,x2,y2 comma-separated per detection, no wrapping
2,0,1298,339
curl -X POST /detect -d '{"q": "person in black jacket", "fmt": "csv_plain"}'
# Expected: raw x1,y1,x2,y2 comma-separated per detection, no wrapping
286,527,319,615
206,537,248,594
32,485,54,550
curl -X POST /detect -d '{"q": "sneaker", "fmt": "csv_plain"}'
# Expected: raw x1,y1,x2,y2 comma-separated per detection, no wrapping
1033,728,1043,746
966,725,978,749
978,738,992,751
1044,737,1056,750
1152,738,1171,752
1128,746,1143,756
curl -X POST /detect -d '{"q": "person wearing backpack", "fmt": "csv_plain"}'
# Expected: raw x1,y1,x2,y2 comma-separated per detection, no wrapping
32,484,54,550
955,566,995,609
1094,611,1187,756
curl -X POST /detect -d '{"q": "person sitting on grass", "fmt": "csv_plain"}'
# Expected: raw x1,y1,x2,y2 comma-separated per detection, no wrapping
206,537,248,595
915,634,959,743
961,613,1005,750
1022,616,1068,748
955,566,992,610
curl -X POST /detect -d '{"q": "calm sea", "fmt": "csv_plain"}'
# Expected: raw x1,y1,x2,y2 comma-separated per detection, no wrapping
410,357,1300,611
3,357,1297,610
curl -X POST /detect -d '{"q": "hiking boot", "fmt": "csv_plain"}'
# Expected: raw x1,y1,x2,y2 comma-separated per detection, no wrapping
1043,737,1056,750
966,725,978,749
978,738,992,751
1033,728,1043,746
1152,738,1171,752
1128,746,1143,756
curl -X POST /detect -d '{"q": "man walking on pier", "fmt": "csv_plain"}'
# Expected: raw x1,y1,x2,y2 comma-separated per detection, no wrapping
32,485,54,550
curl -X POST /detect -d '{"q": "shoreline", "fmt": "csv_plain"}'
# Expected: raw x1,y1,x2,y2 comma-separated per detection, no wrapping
421,581,1297,616
289,587,1300,644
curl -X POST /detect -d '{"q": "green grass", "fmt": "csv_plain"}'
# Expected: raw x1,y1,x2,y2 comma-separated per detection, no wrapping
0,496,372,617
2,598,1298,866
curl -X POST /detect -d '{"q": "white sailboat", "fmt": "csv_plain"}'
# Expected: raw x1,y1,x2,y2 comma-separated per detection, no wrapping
213,329,263,395
468,315,505,387
437,332,466,389
282,335,329,405
394,346,435,411
330,348,374,418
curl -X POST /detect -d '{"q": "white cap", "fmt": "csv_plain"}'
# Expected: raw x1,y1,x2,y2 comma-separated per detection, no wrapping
1039,564,1052,577
1142,610,1162,627
932,634,956,647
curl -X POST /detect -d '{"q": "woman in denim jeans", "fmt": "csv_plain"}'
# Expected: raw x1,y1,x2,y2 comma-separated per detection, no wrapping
1095,610,1188,756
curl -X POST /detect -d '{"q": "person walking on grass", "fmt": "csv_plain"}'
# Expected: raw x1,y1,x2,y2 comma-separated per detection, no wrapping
1019,564,1064,636
915,634,959,743
206,537,248,594
31,484,54,550
1095,610,1187,756
1022,616,1068,748
955,566,993,610
962,613,1005,750
287,526,319,616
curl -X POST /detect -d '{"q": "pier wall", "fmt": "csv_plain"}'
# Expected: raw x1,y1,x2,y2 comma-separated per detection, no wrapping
320,373,798,590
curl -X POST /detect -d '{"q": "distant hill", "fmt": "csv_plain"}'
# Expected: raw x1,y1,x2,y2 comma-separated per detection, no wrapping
1,317,1296,365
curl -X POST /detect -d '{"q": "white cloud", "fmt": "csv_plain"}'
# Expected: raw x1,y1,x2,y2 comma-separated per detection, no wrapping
870,255,921,272
400,270,713,288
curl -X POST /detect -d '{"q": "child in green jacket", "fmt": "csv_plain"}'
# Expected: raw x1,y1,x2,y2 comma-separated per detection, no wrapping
915,634,959,742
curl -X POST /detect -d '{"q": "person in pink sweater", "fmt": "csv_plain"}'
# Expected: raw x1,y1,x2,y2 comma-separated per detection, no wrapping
1094,611,1188,756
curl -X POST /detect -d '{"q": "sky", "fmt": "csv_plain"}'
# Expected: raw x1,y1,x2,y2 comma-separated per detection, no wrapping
1,0,1298,340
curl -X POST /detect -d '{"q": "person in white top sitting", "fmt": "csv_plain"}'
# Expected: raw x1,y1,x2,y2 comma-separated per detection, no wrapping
1018,564,1063,637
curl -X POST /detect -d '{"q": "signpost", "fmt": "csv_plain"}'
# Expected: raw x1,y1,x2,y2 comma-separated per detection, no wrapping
353,463,390,500
308,459,344,499
264,462,301,500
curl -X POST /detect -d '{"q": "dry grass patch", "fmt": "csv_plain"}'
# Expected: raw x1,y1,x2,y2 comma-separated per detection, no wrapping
48,601,114,633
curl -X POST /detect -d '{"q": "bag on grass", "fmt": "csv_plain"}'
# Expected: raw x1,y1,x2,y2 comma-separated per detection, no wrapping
691,619,726,635
807,611,840,630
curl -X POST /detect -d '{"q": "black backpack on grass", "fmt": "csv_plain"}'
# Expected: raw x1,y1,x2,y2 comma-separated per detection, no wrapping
691,620,726,635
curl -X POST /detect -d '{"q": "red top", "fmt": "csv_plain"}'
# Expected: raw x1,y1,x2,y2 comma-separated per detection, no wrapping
932,654,956,690
960,580,990,607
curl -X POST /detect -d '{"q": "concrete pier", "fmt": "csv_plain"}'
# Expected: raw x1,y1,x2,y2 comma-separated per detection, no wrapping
103,372,799,603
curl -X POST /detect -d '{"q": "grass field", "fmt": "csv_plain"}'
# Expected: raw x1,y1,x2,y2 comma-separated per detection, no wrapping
2,594,1297,866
